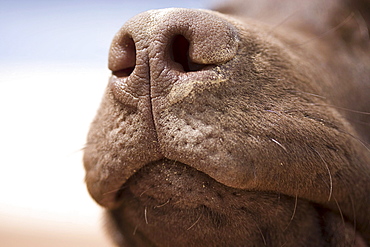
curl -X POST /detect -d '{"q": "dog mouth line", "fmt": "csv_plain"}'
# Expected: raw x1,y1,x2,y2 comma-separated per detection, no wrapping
114,158,329,212
111,158,366,244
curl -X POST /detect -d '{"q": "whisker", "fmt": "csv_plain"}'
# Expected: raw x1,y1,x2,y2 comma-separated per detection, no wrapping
265,109,282,115
74,147,86,153
311,147,333,201
291,12,355,47
287,89,326,99
333,197,345,226
284,194,298,231
255,224,267,246
313,103,370,115
187,215,202,231
140,188,150,197
154,199,170,208
303,102,370,149
103,188,122,196
144,206,149,224
271,138,288,152
345,119,370,127
267,8,301,34
290,194,298,223
336,128,369,152
133,225,138,235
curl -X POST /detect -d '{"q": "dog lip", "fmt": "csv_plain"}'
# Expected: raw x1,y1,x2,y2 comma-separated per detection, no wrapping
115,159,368,245
114,158,308,205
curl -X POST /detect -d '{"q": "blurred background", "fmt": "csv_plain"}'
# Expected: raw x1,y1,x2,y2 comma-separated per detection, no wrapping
0,0,218,246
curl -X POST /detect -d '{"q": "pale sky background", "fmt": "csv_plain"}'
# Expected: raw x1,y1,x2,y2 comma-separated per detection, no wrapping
0,0,219,245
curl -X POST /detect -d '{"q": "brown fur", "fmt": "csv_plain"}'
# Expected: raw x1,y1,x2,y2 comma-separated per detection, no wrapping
83,0,370,246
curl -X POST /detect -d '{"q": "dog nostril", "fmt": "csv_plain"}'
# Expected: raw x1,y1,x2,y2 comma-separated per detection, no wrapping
112,37,136,77
171,35,206,72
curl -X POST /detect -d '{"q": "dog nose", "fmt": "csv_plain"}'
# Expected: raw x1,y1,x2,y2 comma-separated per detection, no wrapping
108,8,239,103
88,8,240,209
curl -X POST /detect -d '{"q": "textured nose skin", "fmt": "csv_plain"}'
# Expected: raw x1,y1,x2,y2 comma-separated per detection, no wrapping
87,8,239,208
109,9,246,190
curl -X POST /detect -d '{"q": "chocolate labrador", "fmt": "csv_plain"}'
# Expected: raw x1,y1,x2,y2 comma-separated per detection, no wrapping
83,0,370,246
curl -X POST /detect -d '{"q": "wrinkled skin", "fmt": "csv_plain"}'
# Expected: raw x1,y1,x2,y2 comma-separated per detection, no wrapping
84,0,370,246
